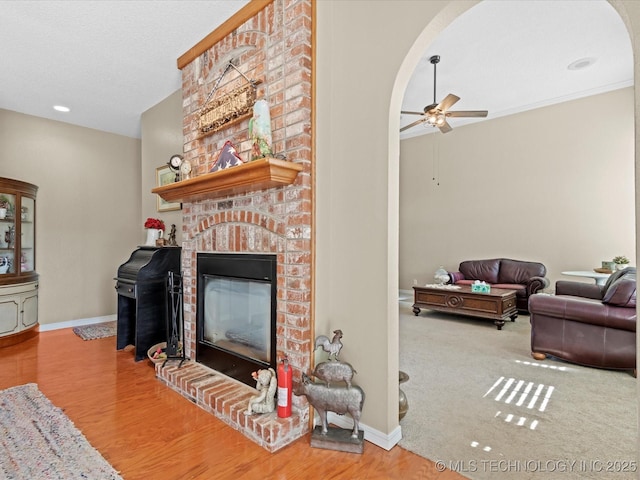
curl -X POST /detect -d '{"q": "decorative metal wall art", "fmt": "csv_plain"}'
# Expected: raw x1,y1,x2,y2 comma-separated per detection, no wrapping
198,61,260,136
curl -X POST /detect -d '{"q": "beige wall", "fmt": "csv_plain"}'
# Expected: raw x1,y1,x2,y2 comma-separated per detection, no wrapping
316,0,639,444
400,88,635,291
316,0,455,438
0,89,183,327
141,90,184,245
0,109,141,325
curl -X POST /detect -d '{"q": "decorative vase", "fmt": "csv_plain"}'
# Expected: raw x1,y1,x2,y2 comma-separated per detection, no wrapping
249,99,273,160
399,371,410,421
145,228,163,246
615,263,629,271
434,266,449,285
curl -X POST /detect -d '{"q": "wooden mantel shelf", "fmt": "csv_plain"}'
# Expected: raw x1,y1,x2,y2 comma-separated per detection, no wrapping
152,157,303,203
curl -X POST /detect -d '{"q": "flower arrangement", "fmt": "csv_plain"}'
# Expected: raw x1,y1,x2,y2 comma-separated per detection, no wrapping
144,217,165,230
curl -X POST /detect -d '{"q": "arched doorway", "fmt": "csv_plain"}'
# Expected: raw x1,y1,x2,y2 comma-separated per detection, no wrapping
391,0,637,466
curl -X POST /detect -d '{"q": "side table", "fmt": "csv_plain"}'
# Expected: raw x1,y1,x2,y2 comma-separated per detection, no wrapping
561,271,611,286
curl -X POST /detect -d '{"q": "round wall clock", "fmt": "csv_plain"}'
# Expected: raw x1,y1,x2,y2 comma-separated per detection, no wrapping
169,154,183,169
168,154,183,182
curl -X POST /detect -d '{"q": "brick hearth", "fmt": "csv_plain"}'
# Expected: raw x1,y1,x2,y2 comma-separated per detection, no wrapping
158,0,313,451
156,361,307,451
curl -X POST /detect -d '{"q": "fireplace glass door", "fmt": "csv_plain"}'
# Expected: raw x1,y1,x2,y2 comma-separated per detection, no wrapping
202,275,271,364
196,253,277,386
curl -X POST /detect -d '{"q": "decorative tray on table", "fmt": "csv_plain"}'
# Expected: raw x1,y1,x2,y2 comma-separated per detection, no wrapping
594,268,613,274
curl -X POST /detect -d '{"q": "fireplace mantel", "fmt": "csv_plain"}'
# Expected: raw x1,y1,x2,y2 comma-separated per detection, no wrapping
152,157,303,203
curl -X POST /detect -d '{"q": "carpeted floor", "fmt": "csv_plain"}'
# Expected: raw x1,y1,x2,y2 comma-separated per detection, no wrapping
73,321,117,340
398,302,637,480
0,383,122,479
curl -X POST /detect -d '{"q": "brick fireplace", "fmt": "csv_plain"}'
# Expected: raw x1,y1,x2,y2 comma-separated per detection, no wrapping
156,0,313,451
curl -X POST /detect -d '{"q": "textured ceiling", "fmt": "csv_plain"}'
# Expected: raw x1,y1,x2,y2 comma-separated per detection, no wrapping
0,1,633,140
0,0,250,138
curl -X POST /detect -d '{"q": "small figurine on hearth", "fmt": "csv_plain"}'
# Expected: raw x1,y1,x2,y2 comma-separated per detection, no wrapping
244,367,277,415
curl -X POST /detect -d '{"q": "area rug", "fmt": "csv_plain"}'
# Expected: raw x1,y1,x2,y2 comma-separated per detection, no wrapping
73,321,117,340
398,302,637,480
0,383,122,479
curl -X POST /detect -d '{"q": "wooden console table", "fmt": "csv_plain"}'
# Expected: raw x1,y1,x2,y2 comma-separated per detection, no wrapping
412,285,517,330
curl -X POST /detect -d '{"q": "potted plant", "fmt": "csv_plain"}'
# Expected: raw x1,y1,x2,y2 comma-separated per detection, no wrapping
0,195,11,220
613,256,630,271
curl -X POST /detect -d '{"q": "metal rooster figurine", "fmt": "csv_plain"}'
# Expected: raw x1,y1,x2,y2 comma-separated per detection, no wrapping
314,329,343,360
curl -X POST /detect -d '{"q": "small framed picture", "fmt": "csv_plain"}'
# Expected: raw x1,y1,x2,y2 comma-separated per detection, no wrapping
156,165,181,212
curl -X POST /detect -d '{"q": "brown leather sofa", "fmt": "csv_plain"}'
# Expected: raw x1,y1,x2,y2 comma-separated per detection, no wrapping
528,267,636,374
448,258,549,313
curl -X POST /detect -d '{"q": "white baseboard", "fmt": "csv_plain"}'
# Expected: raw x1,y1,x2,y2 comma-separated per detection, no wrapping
39,314,117,332
325,411,402,451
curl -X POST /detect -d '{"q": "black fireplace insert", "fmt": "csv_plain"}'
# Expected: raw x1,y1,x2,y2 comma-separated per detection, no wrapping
196,253,277,387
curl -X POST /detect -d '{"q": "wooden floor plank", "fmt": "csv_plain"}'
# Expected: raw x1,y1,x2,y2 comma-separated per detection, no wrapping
0,329,467,480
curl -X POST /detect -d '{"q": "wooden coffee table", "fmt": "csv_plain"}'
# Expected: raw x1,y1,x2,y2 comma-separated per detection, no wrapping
412,285,518,330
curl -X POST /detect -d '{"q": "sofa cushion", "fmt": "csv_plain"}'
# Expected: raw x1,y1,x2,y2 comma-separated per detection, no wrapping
448,271,465,284
602,267,636,295
602,277,637,308
529,294,637,332
459,259,500,284
498,259,546,284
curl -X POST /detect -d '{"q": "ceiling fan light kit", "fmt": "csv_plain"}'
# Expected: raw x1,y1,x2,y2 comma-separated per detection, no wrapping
401,54,488,134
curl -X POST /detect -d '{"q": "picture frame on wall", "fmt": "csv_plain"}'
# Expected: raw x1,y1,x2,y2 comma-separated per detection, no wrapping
156,165,181,212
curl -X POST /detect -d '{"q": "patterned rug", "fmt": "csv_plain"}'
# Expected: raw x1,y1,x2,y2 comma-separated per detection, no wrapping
73,321,117,340
0,383,122,479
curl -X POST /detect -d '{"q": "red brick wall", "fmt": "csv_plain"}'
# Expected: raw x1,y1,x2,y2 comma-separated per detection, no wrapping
179,0,312,411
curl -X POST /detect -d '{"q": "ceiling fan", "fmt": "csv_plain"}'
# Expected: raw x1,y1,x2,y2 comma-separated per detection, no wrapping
401,55,488,134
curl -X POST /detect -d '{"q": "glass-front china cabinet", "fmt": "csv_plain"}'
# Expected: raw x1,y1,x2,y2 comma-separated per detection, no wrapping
0,178,38,346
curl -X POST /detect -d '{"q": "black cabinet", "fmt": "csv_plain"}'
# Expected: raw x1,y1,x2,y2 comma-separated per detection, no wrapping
115,246,181,361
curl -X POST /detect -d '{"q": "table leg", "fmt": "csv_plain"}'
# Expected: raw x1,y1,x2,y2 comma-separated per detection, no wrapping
494,319,505,330
412,306,421,316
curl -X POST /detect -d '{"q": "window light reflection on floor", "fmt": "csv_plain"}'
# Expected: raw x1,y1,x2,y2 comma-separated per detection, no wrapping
515,359,568,371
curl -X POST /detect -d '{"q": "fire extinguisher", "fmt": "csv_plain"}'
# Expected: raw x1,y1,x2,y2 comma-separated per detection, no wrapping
277,356,292,418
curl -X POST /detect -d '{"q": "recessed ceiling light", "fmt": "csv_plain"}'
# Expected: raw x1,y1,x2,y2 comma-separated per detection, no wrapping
567,57,597,71
53,105,70,112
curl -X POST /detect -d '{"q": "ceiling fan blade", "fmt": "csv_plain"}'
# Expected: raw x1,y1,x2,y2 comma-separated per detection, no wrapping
446,110,488,118
401,111,426,116
438,120,453,134
437,94,460,112
400,118,426,132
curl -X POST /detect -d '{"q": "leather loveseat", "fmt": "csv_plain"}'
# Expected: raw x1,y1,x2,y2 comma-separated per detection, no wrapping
448,258,549,313
528,267,636,374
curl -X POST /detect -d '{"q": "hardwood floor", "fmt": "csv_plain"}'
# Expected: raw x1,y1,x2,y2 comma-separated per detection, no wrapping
0,328,467,480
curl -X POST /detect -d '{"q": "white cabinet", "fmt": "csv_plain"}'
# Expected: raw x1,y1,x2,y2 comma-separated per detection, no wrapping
0,281,38,338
